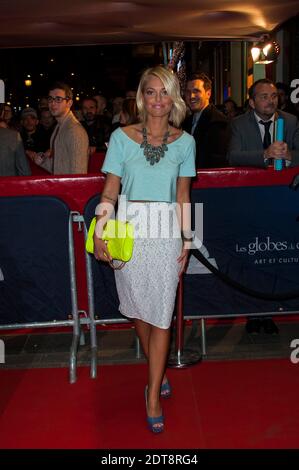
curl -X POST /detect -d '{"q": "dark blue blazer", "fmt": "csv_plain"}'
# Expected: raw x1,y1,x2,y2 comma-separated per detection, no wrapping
184,104,230,168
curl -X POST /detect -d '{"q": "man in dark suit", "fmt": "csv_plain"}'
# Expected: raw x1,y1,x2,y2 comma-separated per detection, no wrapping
184,72,230,168
0,104,31,176
228,79,299,335
80,97,111,153
228,78,299,168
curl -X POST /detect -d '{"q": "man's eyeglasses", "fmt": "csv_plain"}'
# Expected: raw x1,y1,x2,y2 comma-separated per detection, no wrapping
48,96,70,104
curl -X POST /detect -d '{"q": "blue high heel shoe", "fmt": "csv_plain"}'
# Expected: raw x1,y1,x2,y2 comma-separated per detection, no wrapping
145,386,164,434
160,380,172,398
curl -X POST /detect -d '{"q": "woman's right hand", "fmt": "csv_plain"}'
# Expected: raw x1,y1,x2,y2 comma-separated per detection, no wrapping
93,235,112,263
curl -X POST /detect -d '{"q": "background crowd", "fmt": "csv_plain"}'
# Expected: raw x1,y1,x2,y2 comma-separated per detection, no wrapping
1,73,298,177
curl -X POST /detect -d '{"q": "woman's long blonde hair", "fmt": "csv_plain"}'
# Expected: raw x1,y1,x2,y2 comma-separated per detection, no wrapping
136,66,186,128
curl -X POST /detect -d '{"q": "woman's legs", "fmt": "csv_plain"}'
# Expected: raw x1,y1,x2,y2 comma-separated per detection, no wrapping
134,318,151,359
135,318,170,384
147,325,171,416
135,318,171,418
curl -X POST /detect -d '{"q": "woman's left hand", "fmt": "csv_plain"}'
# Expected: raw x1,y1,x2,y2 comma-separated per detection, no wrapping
177,243,191,277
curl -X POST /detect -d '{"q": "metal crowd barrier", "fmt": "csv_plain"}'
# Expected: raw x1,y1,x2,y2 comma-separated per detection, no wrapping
1,167,299,374
0,196,80,383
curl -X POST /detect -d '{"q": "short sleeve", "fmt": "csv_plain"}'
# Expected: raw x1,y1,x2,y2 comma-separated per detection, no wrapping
101,129,124,177
179,136,196,177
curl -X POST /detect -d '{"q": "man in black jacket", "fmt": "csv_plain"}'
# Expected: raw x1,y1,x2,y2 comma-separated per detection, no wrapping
81,97,111,153
184,72,230,168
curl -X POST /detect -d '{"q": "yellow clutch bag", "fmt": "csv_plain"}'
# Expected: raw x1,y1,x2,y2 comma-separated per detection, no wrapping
86,217,134,266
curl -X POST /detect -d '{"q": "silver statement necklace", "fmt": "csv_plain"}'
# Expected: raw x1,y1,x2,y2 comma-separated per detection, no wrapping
140,127,169,165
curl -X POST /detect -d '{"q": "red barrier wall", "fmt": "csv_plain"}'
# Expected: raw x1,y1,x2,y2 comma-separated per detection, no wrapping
1,166,298,312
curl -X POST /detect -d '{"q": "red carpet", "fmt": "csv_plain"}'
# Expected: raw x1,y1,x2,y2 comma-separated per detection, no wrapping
0,359,298,449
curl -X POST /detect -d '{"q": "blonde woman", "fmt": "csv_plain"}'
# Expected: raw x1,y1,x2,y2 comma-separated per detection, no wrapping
93,66,196,433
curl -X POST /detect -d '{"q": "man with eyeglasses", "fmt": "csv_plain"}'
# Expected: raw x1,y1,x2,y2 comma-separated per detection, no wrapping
33,82,89,174
228,78,299,168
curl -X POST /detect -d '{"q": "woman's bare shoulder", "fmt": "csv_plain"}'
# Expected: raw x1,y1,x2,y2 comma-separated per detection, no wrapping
168,125,183,143
121,124,143,143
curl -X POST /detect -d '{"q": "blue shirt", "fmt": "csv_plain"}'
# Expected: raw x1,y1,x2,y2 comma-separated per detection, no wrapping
101,127,196,203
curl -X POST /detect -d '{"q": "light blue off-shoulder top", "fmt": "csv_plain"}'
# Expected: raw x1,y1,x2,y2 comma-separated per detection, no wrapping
101,127,196,203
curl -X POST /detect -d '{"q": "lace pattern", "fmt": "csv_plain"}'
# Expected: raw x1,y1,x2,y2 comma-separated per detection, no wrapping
115,202,182,329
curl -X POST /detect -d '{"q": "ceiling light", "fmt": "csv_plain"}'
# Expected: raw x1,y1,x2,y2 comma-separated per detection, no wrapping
251,38,280,64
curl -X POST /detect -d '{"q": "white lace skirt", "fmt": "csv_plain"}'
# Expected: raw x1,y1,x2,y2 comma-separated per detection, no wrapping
114,201,182,329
